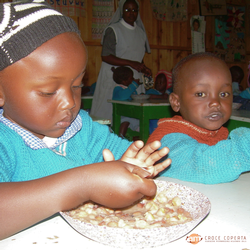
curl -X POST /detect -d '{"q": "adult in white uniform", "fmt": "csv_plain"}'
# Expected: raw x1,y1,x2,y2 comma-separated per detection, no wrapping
90,0,151,120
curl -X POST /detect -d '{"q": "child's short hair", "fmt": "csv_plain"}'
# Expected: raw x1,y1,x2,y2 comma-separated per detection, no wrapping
172,52,223,92
111,66,133,85
229,65,244,83
0,0,80,71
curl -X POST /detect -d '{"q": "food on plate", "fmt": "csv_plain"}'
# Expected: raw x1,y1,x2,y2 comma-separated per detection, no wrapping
60,180,211,249
67,190,193,229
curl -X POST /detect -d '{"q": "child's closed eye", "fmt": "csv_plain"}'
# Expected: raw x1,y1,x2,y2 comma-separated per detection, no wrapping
38,83,83,97
39,91,57,97
73,83,84,89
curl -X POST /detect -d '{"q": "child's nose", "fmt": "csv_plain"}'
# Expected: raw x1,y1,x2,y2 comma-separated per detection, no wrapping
208,96,220,108
59,89,76,110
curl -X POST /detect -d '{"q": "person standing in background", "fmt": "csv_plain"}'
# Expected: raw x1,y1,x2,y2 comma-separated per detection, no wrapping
91,0,152,120
192,18,200,32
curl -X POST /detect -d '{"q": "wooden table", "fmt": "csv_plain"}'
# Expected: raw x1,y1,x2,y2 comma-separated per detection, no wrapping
108,99,174,143
1,173,249,250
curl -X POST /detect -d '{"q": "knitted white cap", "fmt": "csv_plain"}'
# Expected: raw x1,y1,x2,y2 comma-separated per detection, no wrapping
0,0,80,71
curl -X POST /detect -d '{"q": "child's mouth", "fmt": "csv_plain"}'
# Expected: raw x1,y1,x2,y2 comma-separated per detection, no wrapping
207,112,222,121
56,116,73,128
57,121,71,128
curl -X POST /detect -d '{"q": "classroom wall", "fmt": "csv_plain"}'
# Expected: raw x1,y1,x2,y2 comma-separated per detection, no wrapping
74,0,249,89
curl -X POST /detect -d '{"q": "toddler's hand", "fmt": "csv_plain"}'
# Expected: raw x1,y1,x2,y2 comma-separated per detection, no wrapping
86,161,156,208
103,140,171,177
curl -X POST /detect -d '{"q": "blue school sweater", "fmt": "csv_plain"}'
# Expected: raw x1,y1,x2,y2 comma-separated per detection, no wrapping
0,111,131,182
112,81,138,101
158,128,250,184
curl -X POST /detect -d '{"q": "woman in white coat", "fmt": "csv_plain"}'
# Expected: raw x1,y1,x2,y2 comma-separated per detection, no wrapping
90,0,151,120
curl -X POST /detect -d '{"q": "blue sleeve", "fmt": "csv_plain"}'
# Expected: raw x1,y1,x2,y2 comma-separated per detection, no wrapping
89,82,96,95
159,128,250,184
79,110,132,163
0,140,16,182
146,89,161,95
240,88,250,99
166,87,173,95
112,82,138,101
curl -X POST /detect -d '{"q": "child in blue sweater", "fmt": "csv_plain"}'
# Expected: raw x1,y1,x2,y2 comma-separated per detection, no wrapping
148,52,250,184
112,66,141,101
146,69,173,134
112,66,141,136
146,69,173,100
0,1,171,240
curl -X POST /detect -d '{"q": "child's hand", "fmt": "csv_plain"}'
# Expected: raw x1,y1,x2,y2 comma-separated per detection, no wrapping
103,140,171,177
86,161,157,208
0,161,156,239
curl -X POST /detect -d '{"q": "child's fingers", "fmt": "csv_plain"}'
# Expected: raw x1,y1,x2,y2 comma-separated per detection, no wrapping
155,158,172,174
103,149,115,162
129,165,151,178
134,141,162,161
121,140,144,160
139,178,157,197
144,147,169,166
144,158,171,177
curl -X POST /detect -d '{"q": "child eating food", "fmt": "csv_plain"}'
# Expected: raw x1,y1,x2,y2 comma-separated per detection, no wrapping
112,66,141,101
147,52,250,184
146,69,172,100
146,69,173,134
0,0,171,240
112,66,141,136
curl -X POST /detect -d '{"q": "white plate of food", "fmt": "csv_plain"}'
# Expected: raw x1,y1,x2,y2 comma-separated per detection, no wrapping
60,180,211,249
131,94,150,101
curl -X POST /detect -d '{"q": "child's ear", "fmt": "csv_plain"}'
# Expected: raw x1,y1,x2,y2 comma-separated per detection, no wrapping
0,85,5,107
169,93,180,112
